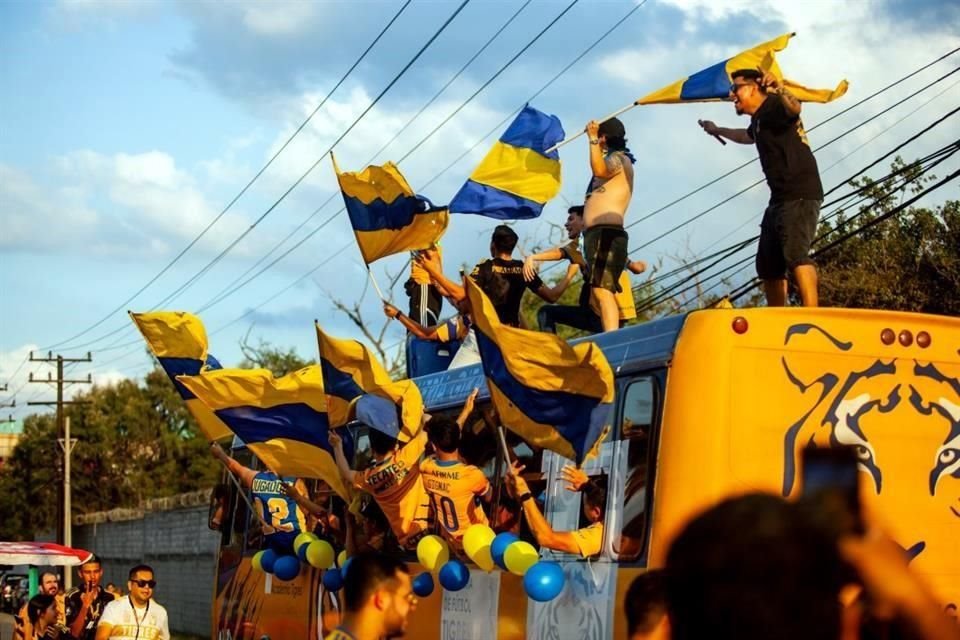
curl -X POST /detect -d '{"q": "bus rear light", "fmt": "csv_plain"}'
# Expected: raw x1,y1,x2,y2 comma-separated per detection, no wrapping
898,330,913,347
732,317,749,334
917,331,931,348
881,328,896,345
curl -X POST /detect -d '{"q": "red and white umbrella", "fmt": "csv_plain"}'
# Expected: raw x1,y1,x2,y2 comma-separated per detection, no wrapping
0,542,93,566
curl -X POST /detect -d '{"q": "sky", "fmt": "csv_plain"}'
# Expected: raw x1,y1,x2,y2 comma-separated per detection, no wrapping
1,0,958,424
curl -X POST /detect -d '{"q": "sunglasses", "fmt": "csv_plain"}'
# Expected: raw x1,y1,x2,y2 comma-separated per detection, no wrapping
131,580,156,589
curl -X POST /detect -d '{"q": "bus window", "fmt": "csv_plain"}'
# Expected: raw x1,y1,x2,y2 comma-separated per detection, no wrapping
613,376,658,562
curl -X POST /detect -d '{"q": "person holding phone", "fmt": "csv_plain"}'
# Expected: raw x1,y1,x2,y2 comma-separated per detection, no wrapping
65,556,117,640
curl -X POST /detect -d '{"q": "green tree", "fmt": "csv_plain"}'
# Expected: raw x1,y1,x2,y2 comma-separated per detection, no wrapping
815,158,960,314
239,331,313,377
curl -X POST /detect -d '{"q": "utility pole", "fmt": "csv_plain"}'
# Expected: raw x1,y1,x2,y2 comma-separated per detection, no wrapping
28,351,92,547
0,384,13,410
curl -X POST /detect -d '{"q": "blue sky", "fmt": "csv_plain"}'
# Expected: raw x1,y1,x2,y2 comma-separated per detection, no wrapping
2,0,958,421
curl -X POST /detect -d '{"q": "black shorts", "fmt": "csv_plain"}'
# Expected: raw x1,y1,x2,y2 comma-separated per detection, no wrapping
583,224,628,293
756,199,821,280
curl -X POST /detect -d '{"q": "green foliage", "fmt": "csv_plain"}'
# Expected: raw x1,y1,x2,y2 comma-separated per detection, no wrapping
0,365,221,540
816,158,960,315
238,335,313,376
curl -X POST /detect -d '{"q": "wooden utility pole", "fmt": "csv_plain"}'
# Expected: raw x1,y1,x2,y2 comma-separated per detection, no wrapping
27,351,92,545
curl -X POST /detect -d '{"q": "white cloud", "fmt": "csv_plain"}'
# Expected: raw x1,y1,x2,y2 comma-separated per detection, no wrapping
242,2,320,36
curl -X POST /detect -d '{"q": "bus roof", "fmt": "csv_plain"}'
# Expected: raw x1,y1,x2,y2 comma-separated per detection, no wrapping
415,313,689,411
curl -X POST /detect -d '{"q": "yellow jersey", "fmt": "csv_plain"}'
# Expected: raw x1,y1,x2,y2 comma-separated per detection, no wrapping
324,627,355,640
571,521,604,558
354,431,431,548
420,457,491,546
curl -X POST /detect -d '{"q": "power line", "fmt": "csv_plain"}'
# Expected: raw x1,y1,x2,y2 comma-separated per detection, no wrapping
55,0,472,353
41,1,414,353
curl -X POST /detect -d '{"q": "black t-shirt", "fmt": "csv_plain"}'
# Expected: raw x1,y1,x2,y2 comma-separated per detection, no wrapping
64,586,116,640
470,258,544,327
748,96,824,203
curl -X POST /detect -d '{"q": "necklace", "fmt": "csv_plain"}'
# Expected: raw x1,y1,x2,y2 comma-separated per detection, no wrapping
128,596,150,640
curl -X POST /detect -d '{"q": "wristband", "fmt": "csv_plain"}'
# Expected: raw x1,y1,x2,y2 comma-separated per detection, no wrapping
589,138,600,145
519,492,533,503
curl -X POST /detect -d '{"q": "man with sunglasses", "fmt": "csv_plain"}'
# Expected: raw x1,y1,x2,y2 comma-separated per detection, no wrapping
699,68,823,308
95,565,169,640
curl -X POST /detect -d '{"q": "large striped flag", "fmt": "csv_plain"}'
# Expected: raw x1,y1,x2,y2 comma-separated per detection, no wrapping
177,366,349,500
464,277,614,464
637,33,848,105
315,324,424,442
129,311,231,441
333,154,448,264
449,105,564,220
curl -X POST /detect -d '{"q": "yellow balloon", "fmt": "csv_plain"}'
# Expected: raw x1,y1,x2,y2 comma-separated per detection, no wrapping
306,540,335,569
337,550,348,568
294,532,318,553
462,524,496,572
251,550,265,572
417,535,450,573
504,541,538,576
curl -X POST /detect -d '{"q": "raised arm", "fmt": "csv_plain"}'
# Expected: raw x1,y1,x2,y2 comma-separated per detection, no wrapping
328,431,358,487
506,461,582,555
211,442,257,488
456,388,480,430
523,248,567,282
415,252,465,301
759,70,801,117
280,481,326,517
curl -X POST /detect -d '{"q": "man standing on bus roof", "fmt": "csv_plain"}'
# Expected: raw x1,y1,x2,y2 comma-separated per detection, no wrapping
328,396,431,550
324,553,416,640
420,390,492,548
210,442,309,554
583,117,636,332
505,461,606,558
699,68,823,307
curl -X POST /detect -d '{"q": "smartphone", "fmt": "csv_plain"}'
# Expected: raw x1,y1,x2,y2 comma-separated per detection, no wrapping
800,446,864,537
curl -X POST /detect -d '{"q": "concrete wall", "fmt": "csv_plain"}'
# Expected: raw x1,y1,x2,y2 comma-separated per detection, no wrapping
71,491,218,637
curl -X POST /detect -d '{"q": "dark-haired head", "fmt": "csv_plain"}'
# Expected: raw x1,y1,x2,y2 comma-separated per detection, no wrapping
599,117,628,152
368,429,398,456
128,564,153,580
426,415,460,454
625,569,668,638
665,493,845,640
582,476,607,522
731,68,764,84
27,594,56,625
341,552,414,636
567,205,584,218
491,224,519,256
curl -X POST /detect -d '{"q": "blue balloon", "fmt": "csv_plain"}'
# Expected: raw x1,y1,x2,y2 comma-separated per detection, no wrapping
491,532,519,571
260,548,279,574
341,556,354,578
273,555,301,581
412,572,435,598
438,560,470,592
523,562,565,602
296,542,311,562
322,568,343,591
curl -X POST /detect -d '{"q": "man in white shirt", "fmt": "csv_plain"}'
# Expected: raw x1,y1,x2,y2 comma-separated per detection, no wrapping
95,565,169,640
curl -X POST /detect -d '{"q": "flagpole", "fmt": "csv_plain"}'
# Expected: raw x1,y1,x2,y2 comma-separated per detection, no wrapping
544,102,640,154
366,266,386,301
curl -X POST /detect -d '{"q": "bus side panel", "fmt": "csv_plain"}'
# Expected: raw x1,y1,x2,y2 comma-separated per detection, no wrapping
212,556,321,640
653,308,960,606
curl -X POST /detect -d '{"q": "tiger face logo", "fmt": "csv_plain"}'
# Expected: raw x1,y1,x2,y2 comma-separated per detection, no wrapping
779,323,959,600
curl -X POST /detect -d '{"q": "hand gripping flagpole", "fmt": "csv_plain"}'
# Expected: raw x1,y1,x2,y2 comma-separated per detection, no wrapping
543,102,640,154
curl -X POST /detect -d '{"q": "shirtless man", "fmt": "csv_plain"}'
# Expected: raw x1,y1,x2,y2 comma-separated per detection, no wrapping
583,117,635,331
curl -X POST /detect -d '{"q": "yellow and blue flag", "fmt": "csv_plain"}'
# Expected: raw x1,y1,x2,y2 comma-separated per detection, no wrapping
177,366,349,500
315,323,424,442
129,311,231,441
464,277,614,464
333,154,448,264
449,104,564,220
636,33,848,105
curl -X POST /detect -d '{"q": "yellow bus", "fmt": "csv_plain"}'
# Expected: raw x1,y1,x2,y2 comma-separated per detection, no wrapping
208,307,960,639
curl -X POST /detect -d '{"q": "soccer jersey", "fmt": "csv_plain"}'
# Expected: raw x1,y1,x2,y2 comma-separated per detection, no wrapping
251,471,307,549
65,586,117,640
96,598,169,640
324,627,356,640
434,316,469,343
571,521,604,558
354,431,431,548
420,457,490,546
